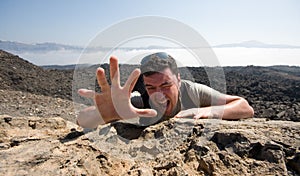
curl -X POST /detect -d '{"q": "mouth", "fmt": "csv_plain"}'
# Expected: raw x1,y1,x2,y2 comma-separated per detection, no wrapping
166,100,170,107
149,93,171,113
157,98,167,104
156,99,170,109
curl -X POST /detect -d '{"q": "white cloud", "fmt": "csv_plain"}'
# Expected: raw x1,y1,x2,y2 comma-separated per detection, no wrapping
10,47,300,66
213,47,300,66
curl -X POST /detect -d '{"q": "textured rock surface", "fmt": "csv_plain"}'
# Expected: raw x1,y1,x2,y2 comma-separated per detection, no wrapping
0,89,77,123
1,115,299,175
0,115,132,175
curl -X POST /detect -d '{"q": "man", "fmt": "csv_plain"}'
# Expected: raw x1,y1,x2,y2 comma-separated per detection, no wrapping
77,52,254,128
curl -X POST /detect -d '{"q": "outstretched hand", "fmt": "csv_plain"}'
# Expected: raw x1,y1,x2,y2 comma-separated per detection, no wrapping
77,56,157,127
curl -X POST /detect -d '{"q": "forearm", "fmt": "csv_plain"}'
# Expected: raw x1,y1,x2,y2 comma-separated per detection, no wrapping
176,97,254,120
211,98,254,120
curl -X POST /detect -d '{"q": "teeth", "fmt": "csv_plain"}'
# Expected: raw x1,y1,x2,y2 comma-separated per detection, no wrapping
157,99,167,104
151,92,168,106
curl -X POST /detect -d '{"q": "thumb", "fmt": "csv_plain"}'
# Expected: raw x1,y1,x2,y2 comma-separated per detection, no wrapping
135,108,157,117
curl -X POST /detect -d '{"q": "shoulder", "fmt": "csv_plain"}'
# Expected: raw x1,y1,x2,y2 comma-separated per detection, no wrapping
180,79,209,92
180,79,220,99
180,80,207,108
181,79,197,89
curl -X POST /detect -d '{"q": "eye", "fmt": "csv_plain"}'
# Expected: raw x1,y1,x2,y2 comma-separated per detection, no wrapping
162,82,173,88
146,86,156,90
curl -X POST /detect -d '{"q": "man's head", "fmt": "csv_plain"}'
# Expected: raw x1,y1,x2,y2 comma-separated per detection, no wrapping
140,52,181,117
140,52,179,76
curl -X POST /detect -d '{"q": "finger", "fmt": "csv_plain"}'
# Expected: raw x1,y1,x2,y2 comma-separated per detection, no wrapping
124,69,141,92
174,110,195,118
96,67,110,92
94,93,103,107
194,110,212,119
109,56,120,87
194,113,203,119
78,89,95,98
134,108,157,117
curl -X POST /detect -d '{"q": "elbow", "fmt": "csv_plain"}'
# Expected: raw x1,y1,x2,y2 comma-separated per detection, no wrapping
221,96,254,120
247,105,255,118
242,98,254,118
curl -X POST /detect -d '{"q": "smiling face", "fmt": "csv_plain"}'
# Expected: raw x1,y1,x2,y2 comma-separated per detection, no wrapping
143,68,181,117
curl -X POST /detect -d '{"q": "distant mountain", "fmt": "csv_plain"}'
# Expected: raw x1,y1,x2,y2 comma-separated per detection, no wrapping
41,64,91,70
0,40,83,52
0,40,172,53
214,40,300,48
2,39,300,57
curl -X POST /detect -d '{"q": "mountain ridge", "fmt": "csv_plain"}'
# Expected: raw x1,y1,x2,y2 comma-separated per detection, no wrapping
1,40,300,53
215,40,300,48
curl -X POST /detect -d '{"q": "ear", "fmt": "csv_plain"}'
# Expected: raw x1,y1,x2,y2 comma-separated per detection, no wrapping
177,73,181,87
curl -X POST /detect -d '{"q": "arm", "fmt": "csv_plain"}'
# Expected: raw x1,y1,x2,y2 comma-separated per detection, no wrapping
175,95,254,120
175,81,254,120
219,95,254,120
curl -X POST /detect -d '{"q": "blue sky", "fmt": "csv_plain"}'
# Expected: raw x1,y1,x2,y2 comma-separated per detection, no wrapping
1,0,300,46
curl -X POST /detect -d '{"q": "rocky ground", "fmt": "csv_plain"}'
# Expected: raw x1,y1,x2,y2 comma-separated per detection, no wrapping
0,50,300,175
0,89,77,123
0,115,299,175
1,50,299,122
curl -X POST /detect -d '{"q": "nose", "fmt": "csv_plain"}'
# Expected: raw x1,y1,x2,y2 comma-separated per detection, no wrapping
154,86,167,93
152,91,166,101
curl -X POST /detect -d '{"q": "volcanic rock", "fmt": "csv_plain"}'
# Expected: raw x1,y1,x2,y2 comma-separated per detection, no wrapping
1,49,300,121
0,50,73,100
1,115,299,175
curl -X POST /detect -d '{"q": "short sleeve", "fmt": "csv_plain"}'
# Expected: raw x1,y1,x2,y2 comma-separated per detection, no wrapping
181,80,226,108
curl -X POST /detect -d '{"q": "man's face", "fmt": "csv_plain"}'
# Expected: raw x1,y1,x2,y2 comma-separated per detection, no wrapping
143,68,181,116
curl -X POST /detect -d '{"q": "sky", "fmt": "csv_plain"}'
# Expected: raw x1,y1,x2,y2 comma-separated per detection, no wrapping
1,0,300,46
0,0,300,66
